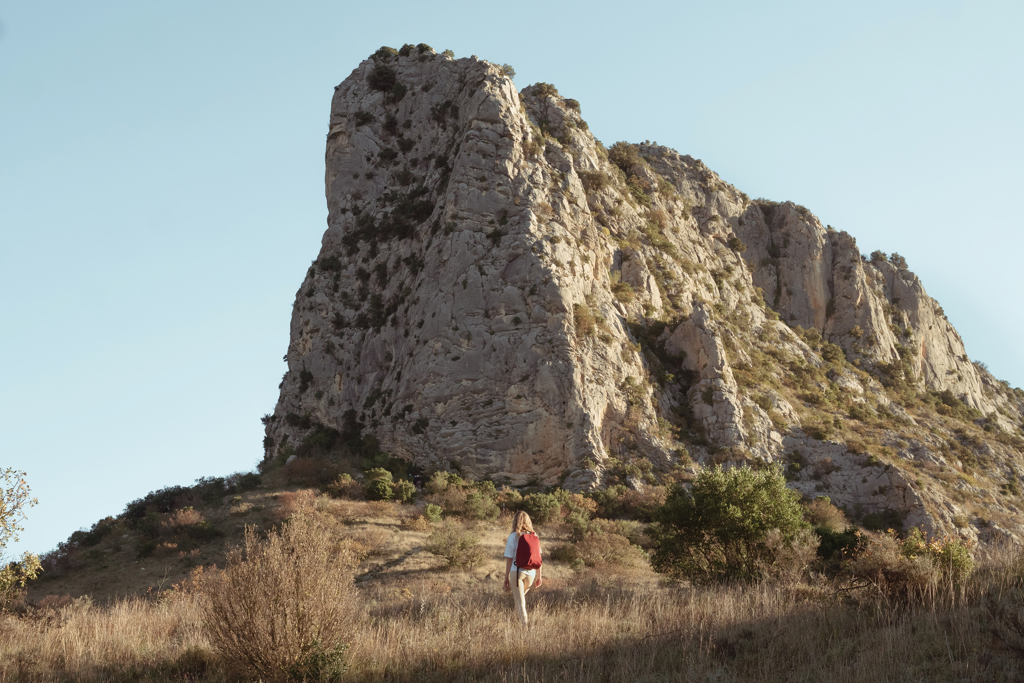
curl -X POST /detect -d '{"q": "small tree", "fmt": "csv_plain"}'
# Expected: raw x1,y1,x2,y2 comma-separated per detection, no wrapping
650,464,809,583
364,468,394,501
1,469,42,609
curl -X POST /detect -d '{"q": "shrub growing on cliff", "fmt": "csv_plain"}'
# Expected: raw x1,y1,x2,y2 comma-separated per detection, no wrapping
728,237,746,253
650,465,809,583
573,303,596,337
610,277,635,303
608,141,643,174
578,170,608,193
368,64,397,92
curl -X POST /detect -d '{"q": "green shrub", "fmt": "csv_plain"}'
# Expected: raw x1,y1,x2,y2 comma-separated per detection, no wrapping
233,472,263,492
533,82,559,97
392,479,416,503
578,170,608,193
424,503,443,523
650,465,808,583
589,484,665,522
727,237,746,253
365,478,393,502
368,64,397,92
821,342,845,364
862,508,904,532
523,493,560,525
804,497,847,532
462,491,499,520
425,521,485,568
365,468,393,484
815,527,864,563
611,279,635,303
553,532,647,570
608,141,643,174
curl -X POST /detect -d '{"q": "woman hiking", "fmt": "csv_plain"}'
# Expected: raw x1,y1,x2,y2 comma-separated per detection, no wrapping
503,510,542,626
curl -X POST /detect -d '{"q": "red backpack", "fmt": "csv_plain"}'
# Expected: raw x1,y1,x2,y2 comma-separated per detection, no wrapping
515,532,542,570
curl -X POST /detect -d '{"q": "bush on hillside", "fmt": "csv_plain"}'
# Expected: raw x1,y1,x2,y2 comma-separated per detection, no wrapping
650,465,809,583
283,457,342,487
462,491,499,520
552,531,648,571
522,493,560,525
424,504,443,523
364,468,394,501
202,514,358,681
424,521,485,569
392,479,416,503
365,480,393,502
326,473,363,500
846,528,974,603
590,485,666,522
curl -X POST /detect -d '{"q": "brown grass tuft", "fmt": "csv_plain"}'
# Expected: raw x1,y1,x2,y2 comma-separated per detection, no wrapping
201,513,358,681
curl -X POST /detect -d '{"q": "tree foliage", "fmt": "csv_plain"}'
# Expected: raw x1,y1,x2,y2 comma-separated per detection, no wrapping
1,469,42,608
650,465,809,583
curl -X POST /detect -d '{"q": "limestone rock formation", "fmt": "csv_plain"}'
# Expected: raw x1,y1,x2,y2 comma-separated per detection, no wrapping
263,45,1024,544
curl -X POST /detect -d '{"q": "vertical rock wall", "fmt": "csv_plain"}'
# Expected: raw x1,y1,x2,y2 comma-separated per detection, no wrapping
263,47,1024,543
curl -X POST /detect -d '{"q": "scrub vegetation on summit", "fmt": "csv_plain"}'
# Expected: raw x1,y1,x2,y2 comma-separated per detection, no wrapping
262,44,1024,545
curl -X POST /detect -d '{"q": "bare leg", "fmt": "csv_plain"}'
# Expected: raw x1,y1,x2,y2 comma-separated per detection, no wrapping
513,572,535,626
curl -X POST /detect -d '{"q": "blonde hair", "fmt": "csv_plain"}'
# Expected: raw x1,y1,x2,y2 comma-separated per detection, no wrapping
511,510,535,535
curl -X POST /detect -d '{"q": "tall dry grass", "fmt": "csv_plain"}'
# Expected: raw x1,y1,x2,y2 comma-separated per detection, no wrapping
3,512,1023,682
0,594,213,682
346,568,1023,682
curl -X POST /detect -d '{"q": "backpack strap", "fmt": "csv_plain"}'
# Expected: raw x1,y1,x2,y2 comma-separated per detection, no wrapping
516,532,520,583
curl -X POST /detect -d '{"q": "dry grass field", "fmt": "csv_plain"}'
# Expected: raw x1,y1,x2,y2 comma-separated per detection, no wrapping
3,488,1024,682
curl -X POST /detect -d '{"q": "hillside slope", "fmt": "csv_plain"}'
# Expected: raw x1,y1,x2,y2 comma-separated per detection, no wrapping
262,45,1024,543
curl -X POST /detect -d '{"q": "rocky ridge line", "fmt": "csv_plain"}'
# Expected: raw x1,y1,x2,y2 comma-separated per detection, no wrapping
263,45,1024,544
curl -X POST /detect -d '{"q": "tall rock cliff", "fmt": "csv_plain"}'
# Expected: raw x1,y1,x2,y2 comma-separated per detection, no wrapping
263,45,1024,543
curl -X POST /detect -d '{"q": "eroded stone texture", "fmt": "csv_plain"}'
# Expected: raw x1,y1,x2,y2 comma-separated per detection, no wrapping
264,47,1024,541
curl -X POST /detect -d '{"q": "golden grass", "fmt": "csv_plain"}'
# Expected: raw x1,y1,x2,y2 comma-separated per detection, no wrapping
0,595,210,682
4,571,1022,682
6,506,1024,682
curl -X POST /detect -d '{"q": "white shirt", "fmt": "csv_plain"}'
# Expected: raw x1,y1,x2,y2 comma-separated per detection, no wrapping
504,531,540,577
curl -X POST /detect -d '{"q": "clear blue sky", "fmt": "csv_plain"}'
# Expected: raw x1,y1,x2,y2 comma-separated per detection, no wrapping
2,0,1021,558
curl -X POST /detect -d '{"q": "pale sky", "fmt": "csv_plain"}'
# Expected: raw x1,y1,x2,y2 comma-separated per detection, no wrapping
2,0,1021,557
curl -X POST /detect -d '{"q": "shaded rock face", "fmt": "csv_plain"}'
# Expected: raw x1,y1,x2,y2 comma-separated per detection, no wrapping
265,46,1024,541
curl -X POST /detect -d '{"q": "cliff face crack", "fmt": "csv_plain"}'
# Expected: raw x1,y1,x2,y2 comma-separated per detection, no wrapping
262,46,1024,545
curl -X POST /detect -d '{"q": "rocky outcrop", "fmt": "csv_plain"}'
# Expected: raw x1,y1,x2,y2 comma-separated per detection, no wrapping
263,45,1024,543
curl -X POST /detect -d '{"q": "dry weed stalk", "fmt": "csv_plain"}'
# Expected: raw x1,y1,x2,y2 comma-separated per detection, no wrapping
202,513,358,681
